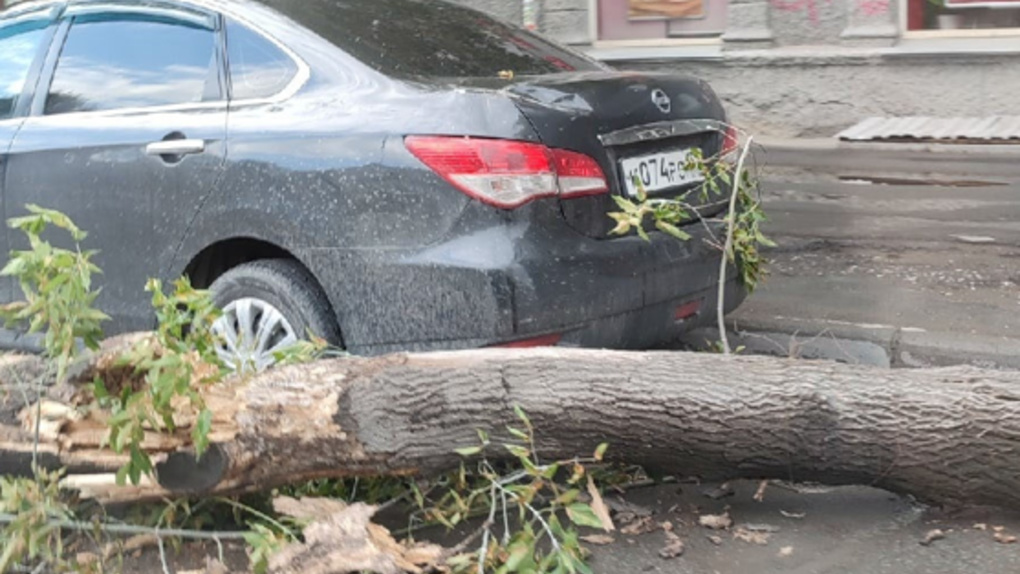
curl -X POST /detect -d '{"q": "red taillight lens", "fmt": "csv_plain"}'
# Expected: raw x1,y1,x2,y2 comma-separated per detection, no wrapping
551,148,610,198
405,136,608,209
721,124,740,158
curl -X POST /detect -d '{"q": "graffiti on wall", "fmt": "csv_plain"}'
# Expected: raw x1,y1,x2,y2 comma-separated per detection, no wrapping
857,0,890,16
768,0,829,23
769,0,888,23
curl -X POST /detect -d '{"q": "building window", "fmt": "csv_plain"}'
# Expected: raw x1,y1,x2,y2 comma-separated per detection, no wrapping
906,0,1020,31
597,0,727,41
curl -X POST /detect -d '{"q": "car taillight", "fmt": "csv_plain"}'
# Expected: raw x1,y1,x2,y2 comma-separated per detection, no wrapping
721,124,740,158
551,148,609,198
405,136,608,209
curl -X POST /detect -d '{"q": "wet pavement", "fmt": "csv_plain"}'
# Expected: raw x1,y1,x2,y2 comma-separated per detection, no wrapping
685,165,1020,369
587,480,1020,574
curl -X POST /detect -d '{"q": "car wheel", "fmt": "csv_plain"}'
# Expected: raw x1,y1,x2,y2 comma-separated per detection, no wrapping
208,259,340,373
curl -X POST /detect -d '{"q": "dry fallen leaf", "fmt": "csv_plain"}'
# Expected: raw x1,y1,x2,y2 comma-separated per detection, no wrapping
973,523,988,531
620,516,658,536
587,475,615,532
753,480,769,502
706,535,723,546
993,525,1005,533
179,558,231,574
102,534,159,560
699,512,733,530
780,510,806,519
580,534,615,546
269,502,443,574
273,496,348,521
732,527,769,545
76,552,100,567
920,529,945,546
659,521,685,559
659,534,685,559
778,546,794,557
994,532,1017,544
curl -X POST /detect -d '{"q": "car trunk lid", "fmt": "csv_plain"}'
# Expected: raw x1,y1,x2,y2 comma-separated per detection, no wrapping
497,71,732,238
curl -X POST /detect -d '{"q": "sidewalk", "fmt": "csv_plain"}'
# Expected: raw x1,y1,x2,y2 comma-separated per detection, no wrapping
754,137,1020,180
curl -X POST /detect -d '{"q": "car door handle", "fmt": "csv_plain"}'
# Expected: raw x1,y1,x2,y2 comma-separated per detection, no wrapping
145,139,206,157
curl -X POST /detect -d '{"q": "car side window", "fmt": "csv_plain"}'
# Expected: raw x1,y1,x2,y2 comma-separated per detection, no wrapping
226,19,298,100
0,20,49,120
45,15,218,115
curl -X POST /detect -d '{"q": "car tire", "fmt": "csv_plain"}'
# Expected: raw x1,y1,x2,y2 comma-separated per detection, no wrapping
209,259,341,371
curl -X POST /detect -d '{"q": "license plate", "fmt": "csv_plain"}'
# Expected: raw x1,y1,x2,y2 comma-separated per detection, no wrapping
620,149,703,198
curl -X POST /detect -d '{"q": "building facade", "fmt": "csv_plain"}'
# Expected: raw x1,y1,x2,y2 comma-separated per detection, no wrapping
455,0,1020,137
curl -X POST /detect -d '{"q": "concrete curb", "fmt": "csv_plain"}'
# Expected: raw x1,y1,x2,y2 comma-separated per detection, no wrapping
754,137,1020,179
679,315,1020,370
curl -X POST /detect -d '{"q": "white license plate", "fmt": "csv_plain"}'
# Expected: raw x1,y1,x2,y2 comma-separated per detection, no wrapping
620,149,703,198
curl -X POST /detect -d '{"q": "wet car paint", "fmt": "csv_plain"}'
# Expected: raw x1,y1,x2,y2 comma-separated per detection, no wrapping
0,0,745,354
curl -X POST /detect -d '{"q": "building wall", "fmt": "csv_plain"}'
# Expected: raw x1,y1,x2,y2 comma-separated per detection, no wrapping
455,0,1020,137
636,51,1020,138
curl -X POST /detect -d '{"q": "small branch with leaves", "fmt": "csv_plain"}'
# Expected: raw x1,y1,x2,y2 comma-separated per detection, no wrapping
607,127,774,354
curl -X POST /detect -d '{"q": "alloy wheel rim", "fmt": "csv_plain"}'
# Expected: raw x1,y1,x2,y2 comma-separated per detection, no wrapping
212,297,298,373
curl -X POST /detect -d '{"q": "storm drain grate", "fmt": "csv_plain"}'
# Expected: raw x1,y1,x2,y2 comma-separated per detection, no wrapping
838,116,1020,144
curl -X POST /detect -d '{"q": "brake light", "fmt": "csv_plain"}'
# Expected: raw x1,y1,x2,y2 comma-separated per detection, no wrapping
405,136,608,209
721,124,740,158
551,148,610,198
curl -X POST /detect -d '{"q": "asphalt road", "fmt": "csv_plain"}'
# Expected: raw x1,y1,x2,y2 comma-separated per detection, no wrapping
719,165,1020,368
588,480,1020,574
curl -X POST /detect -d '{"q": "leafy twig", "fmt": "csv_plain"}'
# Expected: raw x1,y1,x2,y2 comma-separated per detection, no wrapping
718,136,755,355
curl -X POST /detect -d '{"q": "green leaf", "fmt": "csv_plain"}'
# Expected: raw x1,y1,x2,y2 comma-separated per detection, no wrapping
454,445,483,457
513,405,531,429
654,220,691,241
554,489,580,506
593,442,609,462
193,408,213,458
504,444,530,460
565,503,604,529
507,426,529,440
633,175,647,202
504,540,534,571
92,376,109,401
115,464,129,487
610,194,638,214
541,463,560,479
608,219,631,236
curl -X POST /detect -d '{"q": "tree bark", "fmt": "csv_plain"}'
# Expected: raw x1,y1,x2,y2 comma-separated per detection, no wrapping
3,348,1020,508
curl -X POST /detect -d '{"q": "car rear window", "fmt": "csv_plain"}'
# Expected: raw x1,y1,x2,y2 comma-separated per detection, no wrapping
260,0,604,79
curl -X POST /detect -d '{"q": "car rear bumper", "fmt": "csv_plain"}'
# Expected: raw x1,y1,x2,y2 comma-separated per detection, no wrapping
353,278,745,355
297,202,748,355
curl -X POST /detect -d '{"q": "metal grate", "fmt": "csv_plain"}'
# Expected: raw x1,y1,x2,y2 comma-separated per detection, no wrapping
838,116,1020,144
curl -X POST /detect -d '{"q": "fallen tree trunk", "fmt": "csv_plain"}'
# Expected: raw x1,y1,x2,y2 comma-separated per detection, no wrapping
3,348,1020,508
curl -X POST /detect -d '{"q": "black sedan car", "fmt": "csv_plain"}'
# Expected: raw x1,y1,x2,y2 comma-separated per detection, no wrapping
0,0,745,369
